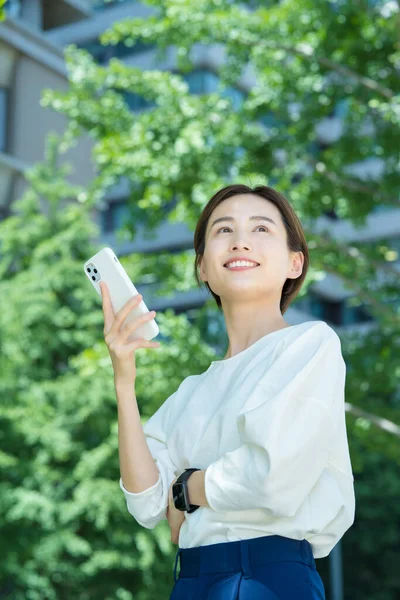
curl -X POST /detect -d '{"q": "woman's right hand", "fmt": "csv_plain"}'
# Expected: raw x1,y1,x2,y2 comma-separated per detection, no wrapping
100,281,161,386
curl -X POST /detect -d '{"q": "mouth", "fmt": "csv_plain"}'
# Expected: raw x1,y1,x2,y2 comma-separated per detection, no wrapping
224,262,260,270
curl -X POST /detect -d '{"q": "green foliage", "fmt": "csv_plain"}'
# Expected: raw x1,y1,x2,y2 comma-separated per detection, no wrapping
1,0,399,598
0,135,217,599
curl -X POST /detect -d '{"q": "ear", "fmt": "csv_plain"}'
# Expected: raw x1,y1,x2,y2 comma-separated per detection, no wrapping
289,250,304,279
199,255,207,283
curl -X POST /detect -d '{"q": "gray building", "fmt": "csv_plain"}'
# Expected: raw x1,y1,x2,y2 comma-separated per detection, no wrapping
0,0,398,333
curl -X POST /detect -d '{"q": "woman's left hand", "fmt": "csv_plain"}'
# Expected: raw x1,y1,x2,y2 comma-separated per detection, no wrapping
167,477,185,544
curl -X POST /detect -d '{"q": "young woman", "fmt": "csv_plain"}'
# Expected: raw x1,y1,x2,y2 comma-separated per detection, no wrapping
102,184,355,599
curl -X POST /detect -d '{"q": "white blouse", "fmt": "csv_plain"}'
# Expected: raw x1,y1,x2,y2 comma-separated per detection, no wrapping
119,320,356,559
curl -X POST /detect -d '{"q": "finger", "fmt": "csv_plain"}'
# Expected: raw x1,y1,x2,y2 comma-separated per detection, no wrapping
108,339,161,361
109,292,143,338
125,337,161,351
99,282,115,333
120,310,157,343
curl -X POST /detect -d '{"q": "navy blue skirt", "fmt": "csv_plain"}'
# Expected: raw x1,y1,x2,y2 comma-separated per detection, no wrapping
170,534,326,599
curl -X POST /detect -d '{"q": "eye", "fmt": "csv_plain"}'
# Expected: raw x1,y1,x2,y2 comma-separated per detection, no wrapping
216,225,270,234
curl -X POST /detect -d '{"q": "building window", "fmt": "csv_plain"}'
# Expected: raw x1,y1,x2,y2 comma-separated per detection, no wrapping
4,0,22,18
333,98,350,119
122,91,155,112
92,0,133,10
79,39,115,64
78,38,156,65
0,88,8,153
100,200,130,233
113,39,156,60
183,69,245,110
184,69,219,94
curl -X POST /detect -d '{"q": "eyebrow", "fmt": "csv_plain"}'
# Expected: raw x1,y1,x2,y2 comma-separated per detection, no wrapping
210,215,278,230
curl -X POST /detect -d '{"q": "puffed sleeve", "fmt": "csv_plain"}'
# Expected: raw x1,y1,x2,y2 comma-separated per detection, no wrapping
204,324,346,516
119,391,180,529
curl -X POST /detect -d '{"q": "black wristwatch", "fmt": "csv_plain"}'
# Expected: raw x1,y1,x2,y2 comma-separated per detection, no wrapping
172,468,201,513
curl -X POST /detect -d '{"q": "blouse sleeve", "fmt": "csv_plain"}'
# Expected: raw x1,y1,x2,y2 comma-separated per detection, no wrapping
204,324,347,516
119,391,179,529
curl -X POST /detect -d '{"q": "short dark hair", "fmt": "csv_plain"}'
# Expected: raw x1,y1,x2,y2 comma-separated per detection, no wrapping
193,183,310,314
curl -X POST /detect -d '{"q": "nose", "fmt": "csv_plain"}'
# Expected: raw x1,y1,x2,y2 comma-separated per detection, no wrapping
231,243,252,251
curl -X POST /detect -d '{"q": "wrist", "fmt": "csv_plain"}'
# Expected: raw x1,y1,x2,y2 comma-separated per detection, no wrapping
114,378,135,391
187,470,208,508
173,469,202,512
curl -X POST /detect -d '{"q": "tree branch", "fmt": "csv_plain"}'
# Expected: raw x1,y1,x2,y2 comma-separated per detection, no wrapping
346,403,400,438
304,231,400,326
305,157,398,207
314,230,400,281
255,40,396,100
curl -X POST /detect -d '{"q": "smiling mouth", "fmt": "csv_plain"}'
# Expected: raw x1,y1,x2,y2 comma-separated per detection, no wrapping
224,263,260,269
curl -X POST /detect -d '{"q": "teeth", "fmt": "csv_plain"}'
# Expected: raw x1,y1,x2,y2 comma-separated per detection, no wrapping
226,261,258,268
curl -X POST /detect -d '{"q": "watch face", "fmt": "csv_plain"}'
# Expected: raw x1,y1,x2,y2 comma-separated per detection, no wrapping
172,482,186,511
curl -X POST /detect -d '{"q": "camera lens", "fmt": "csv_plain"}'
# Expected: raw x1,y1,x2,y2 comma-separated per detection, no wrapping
92,276,95,281
87,268,91,273
94,269,97,273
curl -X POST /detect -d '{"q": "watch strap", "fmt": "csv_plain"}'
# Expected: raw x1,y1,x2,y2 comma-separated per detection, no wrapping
173,468,201,513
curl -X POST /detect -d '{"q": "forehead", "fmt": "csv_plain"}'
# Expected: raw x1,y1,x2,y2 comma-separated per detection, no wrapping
208,193,282,226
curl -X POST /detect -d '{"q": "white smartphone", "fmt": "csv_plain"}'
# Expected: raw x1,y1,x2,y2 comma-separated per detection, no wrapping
83,247,159,343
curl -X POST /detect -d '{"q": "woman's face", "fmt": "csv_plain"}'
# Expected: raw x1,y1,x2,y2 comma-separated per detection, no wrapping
199,193,300,307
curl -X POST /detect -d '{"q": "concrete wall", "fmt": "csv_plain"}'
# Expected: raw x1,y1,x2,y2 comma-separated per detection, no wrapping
10,53,95,185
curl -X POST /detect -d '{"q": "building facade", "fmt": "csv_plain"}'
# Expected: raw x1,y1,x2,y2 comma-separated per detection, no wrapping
0,0,398,341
